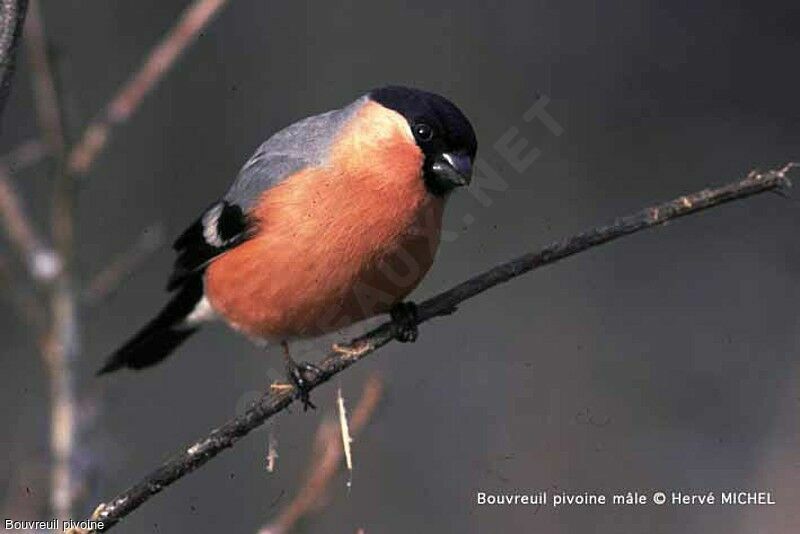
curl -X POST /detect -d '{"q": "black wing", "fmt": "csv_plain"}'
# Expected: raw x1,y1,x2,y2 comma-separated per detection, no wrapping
98,201,250,374
97,275,204,374
167,200,253,291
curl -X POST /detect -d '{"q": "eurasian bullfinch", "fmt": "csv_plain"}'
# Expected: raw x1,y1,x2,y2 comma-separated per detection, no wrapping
99,86,478,408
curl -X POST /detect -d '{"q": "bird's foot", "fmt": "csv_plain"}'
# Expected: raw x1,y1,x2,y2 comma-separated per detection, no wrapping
284,359,320,411
280,341,319,411
390,301,419,343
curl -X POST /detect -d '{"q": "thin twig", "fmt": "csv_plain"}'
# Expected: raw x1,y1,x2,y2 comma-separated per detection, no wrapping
86,165,793,531
260,376,384,534
66,0,230,177
0,0,28,125
336,387,353,480
0,164,60,280
82,223,165,306
23,0,63,159
0,2,54,282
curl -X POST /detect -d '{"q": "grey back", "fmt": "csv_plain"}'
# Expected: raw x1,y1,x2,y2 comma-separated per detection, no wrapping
224,95,368,211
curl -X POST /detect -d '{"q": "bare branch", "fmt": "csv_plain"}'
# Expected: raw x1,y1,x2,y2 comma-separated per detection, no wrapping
260,376,384,534
42,281,80,521
0,0,28,124
0,164,60,280
82,223,165,306
66,0,230,177
0,1,58,282
88,165,792,530
23,0,63,159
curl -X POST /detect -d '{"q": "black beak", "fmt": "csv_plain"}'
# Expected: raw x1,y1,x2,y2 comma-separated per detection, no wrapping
429,152,473,193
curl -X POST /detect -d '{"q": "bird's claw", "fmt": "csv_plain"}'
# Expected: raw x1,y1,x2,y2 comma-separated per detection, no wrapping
285,360,320,411
390,301,419,343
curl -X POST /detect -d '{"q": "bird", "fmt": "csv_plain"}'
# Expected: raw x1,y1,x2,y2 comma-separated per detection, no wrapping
98,85,478,409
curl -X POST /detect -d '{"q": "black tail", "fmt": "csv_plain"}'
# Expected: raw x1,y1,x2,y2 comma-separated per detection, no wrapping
98,276,204,374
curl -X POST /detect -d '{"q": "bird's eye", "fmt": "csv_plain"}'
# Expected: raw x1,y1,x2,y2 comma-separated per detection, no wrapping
413,122,434,142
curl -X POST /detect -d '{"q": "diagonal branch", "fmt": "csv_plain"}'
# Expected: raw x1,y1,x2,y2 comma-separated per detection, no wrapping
23,0,63,159
66,0,230,177
88,165,794,531
0,0,58,282
0,163,60,280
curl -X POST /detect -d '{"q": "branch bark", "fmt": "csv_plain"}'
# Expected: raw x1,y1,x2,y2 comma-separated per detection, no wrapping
88,164,794,531
0,0,27,126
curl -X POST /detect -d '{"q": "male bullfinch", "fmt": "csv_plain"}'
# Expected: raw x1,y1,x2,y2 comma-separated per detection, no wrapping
99,86,477,408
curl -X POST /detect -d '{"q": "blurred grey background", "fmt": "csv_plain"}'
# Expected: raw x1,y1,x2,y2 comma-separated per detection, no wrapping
1,0,799,532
